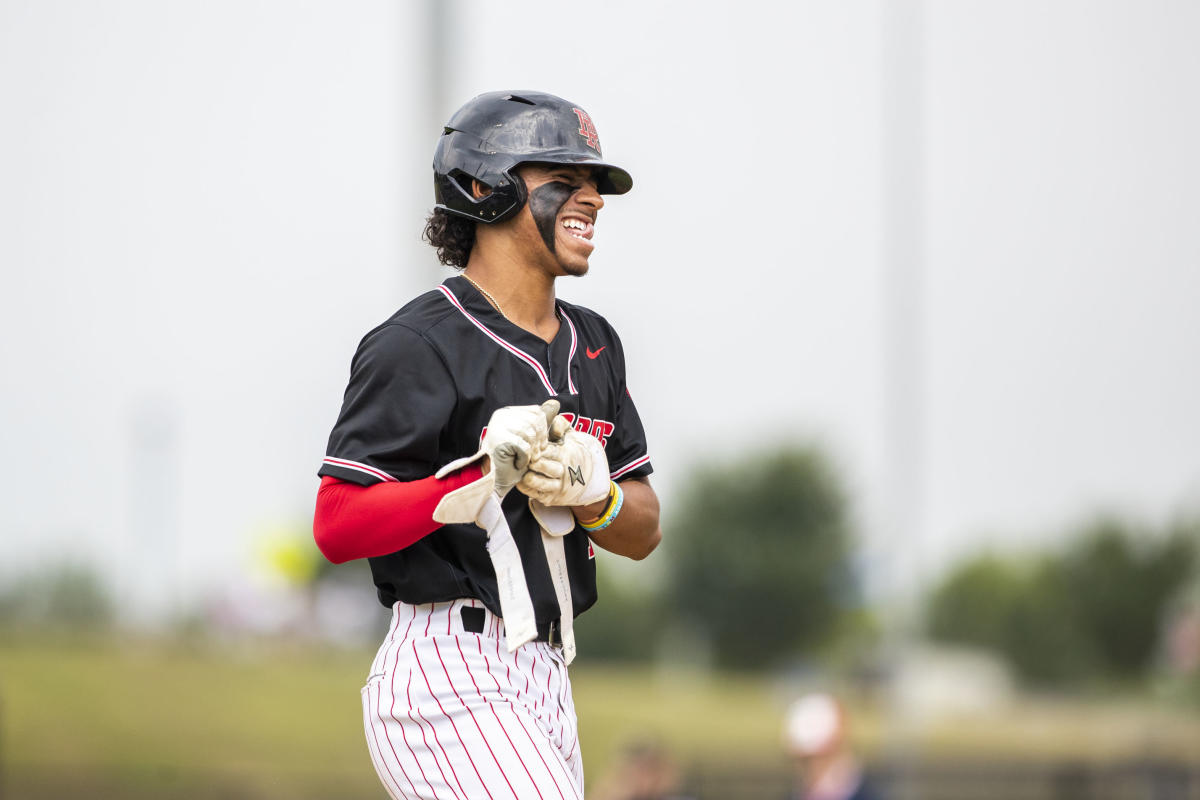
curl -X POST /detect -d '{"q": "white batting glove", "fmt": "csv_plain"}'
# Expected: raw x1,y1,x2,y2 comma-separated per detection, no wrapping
433,400,559,523
517,415,610,507
477,400,558,493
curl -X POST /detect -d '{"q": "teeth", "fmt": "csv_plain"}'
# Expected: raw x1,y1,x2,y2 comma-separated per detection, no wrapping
562,219,587,230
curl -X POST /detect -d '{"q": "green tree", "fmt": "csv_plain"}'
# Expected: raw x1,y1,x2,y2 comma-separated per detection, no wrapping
0,563,114,630
1059,517,1196,679
926,556,1026,651
926,516,1198,686
925,555,1094,685
574,558,666,662
664,445,856,670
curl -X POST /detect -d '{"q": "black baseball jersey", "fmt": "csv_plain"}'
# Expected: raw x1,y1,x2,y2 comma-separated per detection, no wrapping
319,275,653,624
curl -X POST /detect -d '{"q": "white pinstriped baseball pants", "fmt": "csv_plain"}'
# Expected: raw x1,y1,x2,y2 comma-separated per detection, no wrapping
362,599,584,800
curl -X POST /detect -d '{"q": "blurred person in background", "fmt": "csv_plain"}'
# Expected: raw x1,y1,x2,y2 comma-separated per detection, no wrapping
784,693,879,800
591,739,695,800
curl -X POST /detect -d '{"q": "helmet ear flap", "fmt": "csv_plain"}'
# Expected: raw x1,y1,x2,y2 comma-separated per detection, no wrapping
496,169,528,222
434,168,527,223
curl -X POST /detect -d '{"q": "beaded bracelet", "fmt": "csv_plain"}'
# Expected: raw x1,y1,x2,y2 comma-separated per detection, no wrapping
578,481,624,532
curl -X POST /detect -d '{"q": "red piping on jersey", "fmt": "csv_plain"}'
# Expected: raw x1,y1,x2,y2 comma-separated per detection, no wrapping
611,453,651,480
312,466,483,564
322,456,397,482
559,309,579,395
436,284,562,396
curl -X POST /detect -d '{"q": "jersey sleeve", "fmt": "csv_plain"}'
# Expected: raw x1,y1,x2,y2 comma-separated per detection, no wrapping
319,323,456,485
603,326,654,482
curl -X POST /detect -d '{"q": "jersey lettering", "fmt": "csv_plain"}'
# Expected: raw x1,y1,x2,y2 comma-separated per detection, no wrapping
590,419,615,448
551,414,615,449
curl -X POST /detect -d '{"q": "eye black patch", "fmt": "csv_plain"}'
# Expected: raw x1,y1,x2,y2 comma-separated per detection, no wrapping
528,181,576,255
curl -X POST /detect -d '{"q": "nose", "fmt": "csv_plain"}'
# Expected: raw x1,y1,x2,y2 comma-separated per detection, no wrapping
576,179,604,212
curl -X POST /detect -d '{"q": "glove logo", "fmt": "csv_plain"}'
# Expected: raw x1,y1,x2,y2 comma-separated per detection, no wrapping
568,465,585,486
572,108,601,152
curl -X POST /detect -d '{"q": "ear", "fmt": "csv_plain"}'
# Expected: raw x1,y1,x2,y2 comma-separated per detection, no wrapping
471,179,492,199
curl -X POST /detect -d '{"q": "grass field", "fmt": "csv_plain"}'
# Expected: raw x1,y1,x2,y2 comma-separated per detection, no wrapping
2,634,1197,798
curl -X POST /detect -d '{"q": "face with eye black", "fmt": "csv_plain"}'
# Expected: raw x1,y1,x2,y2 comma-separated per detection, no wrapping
513,163,605,277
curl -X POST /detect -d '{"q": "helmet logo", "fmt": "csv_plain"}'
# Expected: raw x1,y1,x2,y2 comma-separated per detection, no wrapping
572,108,601,152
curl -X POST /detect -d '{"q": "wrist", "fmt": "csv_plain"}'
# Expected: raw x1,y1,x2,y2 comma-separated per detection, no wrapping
576,482,624,532
572,496,608,522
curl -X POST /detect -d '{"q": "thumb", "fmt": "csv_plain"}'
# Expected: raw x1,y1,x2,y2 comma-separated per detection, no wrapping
494,440,529,472
540,399,560,427
549,415,573,440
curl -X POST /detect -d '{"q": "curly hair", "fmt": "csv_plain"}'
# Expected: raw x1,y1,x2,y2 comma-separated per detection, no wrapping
423,208,476,270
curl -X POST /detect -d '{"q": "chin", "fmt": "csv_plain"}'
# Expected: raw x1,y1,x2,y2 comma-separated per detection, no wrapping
559,260,590,278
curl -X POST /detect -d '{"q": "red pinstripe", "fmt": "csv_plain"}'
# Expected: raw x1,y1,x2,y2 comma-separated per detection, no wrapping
477,637,576,800
563,723,579,768
534,649,548,720
407,643,469,800
520,647,538,717
415,641,496,799
453,636,548,800
365,683,411,799
546,650,564,735
368,608,418,799
430,638,519,798
560,668,579,762
365,601,585,799
536,649,553,720
496,636,514,690
386,609,450,800
520,646,533,705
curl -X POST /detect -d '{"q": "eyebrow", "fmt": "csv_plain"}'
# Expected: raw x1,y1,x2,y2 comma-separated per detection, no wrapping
548,167,594,183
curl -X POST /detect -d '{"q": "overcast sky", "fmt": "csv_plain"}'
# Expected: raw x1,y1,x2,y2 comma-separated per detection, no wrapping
2,0,1198,614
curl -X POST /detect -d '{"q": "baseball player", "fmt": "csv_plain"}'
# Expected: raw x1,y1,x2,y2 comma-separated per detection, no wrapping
313,90,661,800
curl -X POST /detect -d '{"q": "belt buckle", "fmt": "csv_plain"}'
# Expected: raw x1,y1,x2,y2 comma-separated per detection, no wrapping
546,619,560,648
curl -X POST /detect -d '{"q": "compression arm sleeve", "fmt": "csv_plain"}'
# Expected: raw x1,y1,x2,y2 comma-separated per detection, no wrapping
312,467,484,564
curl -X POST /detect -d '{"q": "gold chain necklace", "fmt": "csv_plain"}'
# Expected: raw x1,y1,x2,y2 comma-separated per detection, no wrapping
462,274,509,321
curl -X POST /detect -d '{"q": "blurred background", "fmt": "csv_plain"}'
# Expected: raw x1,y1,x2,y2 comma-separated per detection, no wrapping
2,0,1198,798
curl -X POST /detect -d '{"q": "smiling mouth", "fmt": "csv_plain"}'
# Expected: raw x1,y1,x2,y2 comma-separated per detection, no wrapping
561,217,595,244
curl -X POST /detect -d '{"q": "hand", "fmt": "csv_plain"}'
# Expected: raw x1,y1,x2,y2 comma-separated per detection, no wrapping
480,400,559,493
433,400,559,523
517,415,610,507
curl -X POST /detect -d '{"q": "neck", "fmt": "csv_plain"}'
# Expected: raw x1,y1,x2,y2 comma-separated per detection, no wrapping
463,246,559,342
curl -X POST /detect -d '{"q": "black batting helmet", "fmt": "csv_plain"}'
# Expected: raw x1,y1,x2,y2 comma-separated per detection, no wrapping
433,90,633,224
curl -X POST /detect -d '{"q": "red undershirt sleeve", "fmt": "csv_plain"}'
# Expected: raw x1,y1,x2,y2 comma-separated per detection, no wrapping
312,466,484,564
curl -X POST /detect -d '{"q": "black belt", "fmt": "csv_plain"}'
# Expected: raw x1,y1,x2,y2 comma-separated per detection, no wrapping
460,606,562,647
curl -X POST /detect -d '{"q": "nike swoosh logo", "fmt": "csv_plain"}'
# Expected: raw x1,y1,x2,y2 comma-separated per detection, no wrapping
586,346,606,359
